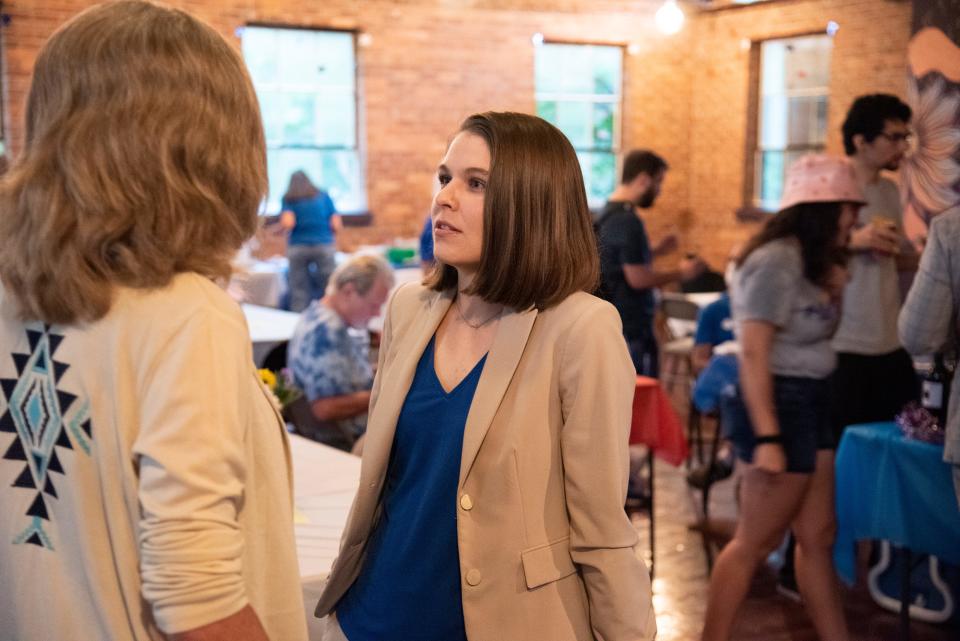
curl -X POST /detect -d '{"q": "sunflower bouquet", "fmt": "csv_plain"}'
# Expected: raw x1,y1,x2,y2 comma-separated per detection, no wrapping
258,368,302,409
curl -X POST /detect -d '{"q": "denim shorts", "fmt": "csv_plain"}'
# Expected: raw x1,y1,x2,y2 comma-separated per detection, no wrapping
721,375,834,474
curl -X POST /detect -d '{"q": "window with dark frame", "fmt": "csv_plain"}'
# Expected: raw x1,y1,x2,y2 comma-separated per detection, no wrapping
241,26,364,215
752,33,833,212
535,42,623,207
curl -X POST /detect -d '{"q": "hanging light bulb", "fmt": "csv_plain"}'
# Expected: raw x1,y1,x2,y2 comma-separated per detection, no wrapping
655,0,685,36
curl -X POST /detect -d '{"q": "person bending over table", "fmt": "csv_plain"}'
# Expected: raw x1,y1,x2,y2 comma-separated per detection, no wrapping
313,112,656,641
899,208,960,509
288,255,394,445
701,155,861,641
0,3,306,640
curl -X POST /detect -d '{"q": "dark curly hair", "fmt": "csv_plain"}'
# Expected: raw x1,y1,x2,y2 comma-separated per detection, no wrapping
842,94,912,156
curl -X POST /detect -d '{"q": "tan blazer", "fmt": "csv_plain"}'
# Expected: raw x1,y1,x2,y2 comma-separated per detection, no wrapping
315,283,656,641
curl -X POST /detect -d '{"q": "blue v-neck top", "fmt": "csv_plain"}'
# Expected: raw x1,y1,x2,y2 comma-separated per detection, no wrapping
336,336,486,641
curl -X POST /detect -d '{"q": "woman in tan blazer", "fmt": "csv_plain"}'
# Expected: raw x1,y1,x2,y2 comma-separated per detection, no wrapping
315,112,656,641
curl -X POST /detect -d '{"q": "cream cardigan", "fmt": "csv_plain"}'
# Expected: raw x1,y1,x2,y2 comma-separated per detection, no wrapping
0,274,306,640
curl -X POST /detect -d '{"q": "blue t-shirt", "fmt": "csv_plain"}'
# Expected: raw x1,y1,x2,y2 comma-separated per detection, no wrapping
597,201,655,339
694,293,734,347
282,192,336,245
336,337,485,641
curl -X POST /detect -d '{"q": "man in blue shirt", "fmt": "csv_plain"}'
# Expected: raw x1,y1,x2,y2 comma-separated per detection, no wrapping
692,293,734,373
288,255,394,441
598,150,704,376
419,214,435,273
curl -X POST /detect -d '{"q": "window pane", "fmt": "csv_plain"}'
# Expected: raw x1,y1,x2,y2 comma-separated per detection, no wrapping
243,28,354,89
756,33,832,208
535,43,621,96
591,47,622,95
758,149,809,211
537,100,616,151
761,35,831,96
243,27,363,214
592,102,616,150
536,100,557,123
578,151,616,208
786,95,828,146
554,101,592,148
759,96,829,149
267,149,364,214
759,150,785,211
257,90,355,147
759,94,788,149
536,43,621,201
783,36,832,91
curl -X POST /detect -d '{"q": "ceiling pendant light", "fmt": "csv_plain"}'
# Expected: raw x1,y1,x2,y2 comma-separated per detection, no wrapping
655,0,685,36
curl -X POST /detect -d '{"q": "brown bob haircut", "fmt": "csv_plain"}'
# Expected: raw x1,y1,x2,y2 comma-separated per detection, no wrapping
425,112,599,310
0,0,266,324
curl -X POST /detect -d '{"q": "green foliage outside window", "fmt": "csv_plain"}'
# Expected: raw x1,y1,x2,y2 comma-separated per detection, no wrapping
535,43,623,207
242,27,364,214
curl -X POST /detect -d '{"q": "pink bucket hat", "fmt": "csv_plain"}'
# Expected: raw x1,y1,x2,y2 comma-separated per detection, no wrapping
779,154,866,211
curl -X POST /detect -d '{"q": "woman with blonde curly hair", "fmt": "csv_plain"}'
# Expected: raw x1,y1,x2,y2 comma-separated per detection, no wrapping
0,2,306,640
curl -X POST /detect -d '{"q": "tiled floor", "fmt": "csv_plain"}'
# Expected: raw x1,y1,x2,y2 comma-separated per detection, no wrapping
629,411,960,641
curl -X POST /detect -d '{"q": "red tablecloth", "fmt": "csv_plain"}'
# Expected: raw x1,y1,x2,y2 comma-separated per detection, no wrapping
629,376,688,466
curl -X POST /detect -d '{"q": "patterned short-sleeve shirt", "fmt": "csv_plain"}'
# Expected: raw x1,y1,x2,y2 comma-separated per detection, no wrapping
288,302,373,437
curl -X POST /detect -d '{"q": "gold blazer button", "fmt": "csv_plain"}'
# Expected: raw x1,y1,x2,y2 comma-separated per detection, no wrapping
459,494,474,511
465,568,482,586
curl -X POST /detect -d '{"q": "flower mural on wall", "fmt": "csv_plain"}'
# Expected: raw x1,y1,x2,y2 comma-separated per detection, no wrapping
900,74,960,238
900,24,960,245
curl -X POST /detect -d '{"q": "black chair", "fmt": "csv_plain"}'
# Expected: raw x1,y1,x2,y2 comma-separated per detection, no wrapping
686,400,708,467
699,412,725,569
284,395,356,452
681,269,726,293
260,341,289,372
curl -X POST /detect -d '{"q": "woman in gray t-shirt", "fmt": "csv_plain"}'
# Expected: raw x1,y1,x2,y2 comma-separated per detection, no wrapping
702,155,863,641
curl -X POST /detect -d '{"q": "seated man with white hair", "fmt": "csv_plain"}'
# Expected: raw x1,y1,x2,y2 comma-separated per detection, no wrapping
288,254,394,441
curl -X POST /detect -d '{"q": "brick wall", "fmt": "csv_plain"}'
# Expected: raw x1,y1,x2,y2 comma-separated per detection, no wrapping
684,0,912,265
3,0,910,265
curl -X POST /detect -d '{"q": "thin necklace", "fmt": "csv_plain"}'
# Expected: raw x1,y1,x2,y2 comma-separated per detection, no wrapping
455,296,502,329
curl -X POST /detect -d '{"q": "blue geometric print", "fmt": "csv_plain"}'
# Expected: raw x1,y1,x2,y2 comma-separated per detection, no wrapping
0,324,91,550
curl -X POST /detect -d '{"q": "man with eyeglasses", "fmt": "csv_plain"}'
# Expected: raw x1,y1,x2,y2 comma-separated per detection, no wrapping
831,93,920,435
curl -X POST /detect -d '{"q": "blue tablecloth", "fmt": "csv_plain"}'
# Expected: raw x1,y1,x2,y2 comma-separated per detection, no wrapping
834,422,960,585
